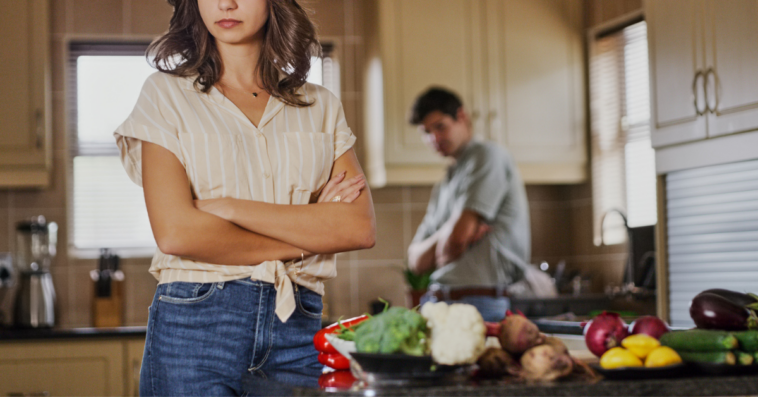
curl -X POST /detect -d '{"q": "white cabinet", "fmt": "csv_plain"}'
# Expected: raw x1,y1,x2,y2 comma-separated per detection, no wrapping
486,0,586,183
703,0,758,138
647,0,758,149
0,0,52,188
365,0,586,186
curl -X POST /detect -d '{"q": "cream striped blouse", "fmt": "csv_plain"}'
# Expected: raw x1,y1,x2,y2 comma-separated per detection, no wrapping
114,72,356,322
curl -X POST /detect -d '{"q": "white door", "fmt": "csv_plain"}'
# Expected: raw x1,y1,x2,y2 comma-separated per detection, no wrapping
704,0,758,138
646,0,708,148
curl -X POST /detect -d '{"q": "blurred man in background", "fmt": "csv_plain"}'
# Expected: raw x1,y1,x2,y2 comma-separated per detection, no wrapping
407,87,534,322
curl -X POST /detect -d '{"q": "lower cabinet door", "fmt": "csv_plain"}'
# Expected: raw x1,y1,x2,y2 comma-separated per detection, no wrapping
0,340,124,396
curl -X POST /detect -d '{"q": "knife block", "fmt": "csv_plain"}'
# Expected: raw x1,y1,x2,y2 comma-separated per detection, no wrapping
92,279,124,328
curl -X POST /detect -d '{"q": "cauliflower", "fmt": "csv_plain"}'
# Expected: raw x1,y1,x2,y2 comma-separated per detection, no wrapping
420,301,486,365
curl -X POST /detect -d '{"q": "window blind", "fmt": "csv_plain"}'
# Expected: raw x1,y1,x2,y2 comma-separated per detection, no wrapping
590,20,657,246
68,42,338,255
666,159,758,327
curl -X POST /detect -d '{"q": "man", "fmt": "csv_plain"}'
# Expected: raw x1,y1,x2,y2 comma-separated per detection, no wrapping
407,87,532,322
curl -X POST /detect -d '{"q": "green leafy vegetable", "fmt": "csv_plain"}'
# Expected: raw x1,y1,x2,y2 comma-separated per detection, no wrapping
354,306,430,356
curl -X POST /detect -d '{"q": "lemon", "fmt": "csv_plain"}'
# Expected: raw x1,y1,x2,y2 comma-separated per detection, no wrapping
644,346,683,368
621,334,661,359
600,347,644,369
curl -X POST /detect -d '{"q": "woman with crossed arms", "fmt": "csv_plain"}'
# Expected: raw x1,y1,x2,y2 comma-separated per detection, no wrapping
114,0,375,394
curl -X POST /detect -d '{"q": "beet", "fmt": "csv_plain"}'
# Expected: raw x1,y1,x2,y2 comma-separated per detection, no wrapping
690,292,755,331
499,314,545,355
520,344,573,381
543,336,568,356
476,347,520,377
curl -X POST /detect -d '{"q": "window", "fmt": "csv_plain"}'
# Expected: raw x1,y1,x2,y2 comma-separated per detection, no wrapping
69,42,339,256
590,19,657,246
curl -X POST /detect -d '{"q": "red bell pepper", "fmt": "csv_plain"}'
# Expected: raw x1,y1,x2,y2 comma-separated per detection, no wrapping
313,315,369,354
318,371,356,389
318,352,351,370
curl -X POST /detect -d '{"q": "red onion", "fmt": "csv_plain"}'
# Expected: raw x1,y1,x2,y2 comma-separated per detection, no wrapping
583,311,629,358
629,316,670,339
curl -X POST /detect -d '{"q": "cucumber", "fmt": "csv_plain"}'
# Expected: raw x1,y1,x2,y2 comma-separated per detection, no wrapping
736,350,754,366
677,351,736,365
733,330,758,351
660,330,739,351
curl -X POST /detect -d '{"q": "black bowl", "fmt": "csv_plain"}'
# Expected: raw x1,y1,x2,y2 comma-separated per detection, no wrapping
350,353,433,374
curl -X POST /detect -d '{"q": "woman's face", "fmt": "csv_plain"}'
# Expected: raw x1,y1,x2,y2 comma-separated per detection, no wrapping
198,0,269,45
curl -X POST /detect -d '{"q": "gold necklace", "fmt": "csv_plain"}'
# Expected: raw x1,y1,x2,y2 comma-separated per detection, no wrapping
219,81,262,97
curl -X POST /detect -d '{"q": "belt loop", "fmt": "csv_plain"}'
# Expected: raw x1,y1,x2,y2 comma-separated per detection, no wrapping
496,285,505,298
217,282,225,290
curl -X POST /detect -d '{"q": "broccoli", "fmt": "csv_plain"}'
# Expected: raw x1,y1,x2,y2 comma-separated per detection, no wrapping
354,307,430,356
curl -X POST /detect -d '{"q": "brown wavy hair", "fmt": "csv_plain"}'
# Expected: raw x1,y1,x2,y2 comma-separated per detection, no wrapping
148,0,321,107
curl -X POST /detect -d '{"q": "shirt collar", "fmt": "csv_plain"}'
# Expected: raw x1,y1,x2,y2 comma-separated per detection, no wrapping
182,76,286,130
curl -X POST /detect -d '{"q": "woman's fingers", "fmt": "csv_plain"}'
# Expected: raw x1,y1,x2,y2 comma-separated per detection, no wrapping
332,175,365,202
320,173,365,203
339,179,366,203
317,171,346,203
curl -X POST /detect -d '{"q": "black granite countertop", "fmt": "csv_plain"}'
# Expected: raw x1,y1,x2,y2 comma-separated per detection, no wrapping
242,370,758,397
0,325,147,341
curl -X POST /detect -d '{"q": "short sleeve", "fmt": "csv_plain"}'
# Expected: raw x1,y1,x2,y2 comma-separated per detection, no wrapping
460,145,510,221
317,86,356,161
113,72,185,187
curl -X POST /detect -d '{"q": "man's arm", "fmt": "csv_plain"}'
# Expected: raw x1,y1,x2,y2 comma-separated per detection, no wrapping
435,209,489,267
408,209,489,274
142,141,310,265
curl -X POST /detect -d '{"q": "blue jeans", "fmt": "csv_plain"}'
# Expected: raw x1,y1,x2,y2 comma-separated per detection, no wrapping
139,279,323,396
420,291,510,322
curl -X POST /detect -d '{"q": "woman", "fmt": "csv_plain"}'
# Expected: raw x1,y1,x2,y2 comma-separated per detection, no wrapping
113,0,376,395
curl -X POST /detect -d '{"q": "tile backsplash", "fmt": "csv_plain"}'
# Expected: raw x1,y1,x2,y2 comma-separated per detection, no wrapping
0,0,632,327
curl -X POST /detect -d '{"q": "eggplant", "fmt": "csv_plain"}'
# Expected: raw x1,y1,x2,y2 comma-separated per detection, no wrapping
701,289,758,307
690,292,758,331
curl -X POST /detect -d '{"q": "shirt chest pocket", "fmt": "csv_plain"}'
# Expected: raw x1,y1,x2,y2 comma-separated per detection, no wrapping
283,132,334,203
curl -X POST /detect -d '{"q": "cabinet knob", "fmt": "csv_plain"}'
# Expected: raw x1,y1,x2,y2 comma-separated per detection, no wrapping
704,67,719,114
692,70,707,116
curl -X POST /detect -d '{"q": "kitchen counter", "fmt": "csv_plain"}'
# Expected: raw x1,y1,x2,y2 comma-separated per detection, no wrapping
0,325,146,341
242,370,758,396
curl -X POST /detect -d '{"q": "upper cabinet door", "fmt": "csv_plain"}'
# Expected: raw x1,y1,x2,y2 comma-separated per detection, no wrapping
0,0,51,187
704,0,758,138
488,0,586,183
380,0,477,167
646,0,708,148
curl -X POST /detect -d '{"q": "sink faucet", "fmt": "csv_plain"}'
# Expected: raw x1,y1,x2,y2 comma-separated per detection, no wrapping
599,208,637,297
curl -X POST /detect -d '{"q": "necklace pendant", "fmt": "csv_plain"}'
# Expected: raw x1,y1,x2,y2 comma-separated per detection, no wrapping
252,92,258,97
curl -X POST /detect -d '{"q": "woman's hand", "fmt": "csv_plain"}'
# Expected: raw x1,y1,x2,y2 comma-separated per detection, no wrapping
317,171,366,204
194,198,235,221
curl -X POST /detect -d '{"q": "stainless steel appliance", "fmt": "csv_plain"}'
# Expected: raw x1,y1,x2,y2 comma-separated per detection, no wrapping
14,216,58,328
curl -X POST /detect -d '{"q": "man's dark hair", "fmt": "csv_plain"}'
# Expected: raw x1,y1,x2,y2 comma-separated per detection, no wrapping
409,87,463,125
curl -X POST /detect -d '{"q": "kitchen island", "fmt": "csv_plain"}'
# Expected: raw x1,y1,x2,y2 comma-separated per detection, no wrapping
242,370,758,396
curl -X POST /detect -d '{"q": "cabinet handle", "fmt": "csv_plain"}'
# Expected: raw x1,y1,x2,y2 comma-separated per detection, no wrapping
34,109,44,149
692,70,706,116
704,67,719,114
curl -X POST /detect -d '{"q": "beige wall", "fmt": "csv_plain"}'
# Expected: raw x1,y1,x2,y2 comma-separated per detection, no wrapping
0,0,642,328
